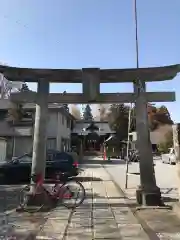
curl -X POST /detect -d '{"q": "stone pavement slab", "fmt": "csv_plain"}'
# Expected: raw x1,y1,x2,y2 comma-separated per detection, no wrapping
2,162,180,239
0,165,149,239
104,162,180,240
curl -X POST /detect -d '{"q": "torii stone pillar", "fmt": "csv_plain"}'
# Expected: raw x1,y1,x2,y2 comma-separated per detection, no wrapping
134,80,162,206
31,79,49,181
1,63,179,207
172,124,180,201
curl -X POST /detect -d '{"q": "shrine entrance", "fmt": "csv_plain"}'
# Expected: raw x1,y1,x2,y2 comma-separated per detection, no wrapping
71,120,114,154
1,64,179,206
84,132,102,151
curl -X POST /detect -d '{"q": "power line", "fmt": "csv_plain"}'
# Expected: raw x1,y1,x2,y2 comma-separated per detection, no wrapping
134,0,139,69
125,0,141,189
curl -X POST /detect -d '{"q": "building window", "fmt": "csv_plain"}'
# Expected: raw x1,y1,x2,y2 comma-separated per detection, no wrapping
47,138,56,150
6,137,14,159
67,119,70,128
61,138,70,152
0,110,7,121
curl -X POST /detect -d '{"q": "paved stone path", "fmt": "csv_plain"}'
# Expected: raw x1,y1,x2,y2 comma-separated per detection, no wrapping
0,165,150,239
1,163,180,239
35,165,150,240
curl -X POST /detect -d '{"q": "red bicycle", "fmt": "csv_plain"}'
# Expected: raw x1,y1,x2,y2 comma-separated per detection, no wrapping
19,172,86,213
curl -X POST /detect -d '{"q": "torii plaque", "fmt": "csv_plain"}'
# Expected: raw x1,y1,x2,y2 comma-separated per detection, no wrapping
0,64,179,206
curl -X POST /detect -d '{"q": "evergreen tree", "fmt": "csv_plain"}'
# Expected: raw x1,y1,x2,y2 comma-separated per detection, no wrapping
20,83,30,92
107,103,132,140
83,104,93,121
107,103,173,141
62,91,69,112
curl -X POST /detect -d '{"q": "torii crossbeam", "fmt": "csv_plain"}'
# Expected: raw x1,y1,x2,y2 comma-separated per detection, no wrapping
0,64,179,206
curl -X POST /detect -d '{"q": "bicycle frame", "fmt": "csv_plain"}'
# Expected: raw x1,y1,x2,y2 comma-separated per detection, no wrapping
35,181,72,200
31,172,74,200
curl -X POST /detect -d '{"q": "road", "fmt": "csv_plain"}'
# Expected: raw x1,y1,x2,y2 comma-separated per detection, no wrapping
104,158,179,201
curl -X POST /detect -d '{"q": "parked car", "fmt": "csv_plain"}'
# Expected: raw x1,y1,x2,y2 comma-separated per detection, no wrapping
161,148,176,165
0,149,79,184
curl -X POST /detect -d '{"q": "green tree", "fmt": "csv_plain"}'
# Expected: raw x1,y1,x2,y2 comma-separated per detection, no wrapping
62,91,69,112
158,130,173,153
147,104,173,130
106,103,173,141
107,104,135,141
83,104,93,121
20,83,30,92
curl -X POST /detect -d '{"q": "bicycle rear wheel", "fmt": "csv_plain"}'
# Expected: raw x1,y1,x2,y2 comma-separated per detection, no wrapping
19,184,44,213
60,180,86,209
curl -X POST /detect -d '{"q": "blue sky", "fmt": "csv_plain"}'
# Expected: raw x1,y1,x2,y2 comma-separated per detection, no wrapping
0,0,180,120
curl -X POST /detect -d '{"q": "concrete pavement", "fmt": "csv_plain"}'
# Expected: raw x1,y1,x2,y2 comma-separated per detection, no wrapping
36,165,150,239
0,160,180,239
103,159,180,239
0,164,150,239
104,158,179,201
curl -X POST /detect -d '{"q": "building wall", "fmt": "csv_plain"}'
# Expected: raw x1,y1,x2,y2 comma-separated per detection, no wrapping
0,108,72,158
46,111,58,138
13,136,32,156
0,138,7,162
45,110,71,151
56,112,71,151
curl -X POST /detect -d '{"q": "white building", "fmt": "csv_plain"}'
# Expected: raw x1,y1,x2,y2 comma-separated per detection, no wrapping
0,100,75,158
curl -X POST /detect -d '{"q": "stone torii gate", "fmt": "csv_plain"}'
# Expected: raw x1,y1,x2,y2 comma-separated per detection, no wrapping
0,64,179,206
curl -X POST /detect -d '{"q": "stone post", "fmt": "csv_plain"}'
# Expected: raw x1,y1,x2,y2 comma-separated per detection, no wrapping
82,68,100,102
134,80,162,206
31,79,49,180
172,124,180,201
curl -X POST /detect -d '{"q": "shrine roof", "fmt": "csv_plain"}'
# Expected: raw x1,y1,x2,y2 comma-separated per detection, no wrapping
0,64,179,83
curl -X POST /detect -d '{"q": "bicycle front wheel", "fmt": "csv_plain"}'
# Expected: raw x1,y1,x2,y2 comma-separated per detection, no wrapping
60,180,86,209
19,184,44,213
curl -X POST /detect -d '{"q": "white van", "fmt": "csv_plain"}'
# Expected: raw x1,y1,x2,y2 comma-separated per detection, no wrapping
161,148,176,165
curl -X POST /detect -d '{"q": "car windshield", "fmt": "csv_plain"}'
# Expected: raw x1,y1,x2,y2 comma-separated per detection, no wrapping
13,154,32,163
11,151,73,163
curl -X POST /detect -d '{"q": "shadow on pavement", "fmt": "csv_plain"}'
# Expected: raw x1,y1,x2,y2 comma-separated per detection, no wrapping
79,201,138,209
74,176,102,182
161,187,178,194
0,185,21,212
81,159,126,165
162,196,178,203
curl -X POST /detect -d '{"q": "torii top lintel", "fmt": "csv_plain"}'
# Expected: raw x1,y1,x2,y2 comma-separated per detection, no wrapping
0,64,179,83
